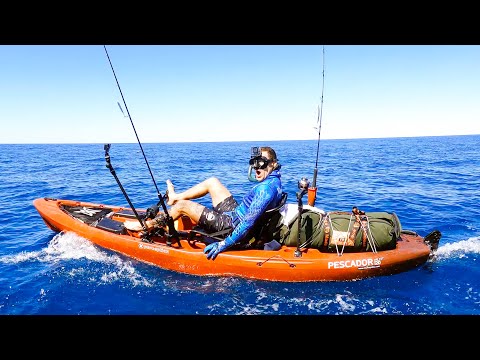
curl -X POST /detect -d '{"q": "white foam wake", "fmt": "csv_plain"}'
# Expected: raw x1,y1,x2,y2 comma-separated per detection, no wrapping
1,231,152,287
434,236,480,260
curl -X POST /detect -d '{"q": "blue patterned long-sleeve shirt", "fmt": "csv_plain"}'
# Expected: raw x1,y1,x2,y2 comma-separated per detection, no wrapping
223,169,283,248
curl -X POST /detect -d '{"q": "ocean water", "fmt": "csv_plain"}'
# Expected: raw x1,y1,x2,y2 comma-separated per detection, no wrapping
1,136,479,316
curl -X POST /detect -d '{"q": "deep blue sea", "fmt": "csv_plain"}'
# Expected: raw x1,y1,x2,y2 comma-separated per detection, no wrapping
1,136,479,317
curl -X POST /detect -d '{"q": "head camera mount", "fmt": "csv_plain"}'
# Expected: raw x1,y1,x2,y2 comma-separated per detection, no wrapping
248,146,262,182
250,146,261,159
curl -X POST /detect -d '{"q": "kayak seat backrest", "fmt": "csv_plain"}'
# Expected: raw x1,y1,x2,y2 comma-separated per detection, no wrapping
248,192,288,245
265,192,288,214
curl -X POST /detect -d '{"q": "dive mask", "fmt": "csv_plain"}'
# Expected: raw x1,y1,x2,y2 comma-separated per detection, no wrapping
249,156,271,170
248,146,271,182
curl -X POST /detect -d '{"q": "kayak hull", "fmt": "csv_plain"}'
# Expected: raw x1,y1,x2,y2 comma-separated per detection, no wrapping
33,197,436,282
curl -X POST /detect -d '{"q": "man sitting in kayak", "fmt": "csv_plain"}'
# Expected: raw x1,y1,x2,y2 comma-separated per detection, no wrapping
124,146,284,260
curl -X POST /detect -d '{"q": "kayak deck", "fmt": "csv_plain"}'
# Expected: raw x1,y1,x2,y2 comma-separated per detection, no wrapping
33,197,438,282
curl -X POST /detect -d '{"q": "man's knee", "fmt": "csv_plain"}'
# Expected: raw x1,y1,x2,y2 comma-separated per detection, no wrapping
206,177,222,187
171,200,204,221
172,199,190,212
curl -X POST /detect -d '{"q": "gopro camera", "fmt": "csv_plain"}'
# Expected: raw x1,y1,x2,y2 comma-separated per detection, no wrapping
250,146,261,158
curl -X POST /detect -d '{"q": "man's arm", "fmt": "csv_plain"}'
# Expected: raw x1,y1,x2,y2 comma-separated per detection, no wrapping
204,185,274,259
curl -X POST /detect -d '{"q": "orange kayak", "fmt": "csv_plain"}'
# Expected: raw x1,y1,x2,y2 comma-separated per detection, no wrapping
33,197,440,282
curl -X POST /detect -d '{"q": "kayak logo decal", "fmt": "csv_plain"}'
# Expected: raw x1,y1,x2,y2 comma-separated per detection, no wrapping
327,257,384,270
74,207,103,217
139,243,169,254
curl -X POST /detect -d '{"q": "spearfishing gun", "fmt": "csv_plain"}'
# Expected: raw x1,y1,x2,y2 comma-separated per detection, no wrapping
103,45,180,246
308,46,325,207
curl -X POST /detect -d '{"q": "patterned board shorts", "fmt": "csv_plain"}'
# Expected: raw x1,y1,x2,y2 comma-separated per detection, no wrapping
198,195,238,234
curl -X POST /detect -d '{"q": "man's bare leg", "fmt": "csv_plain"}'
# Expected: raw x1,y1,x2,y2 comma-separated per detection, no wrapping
168,200,205,223
125,178,232,232
124,200,205,231
166,177,232,207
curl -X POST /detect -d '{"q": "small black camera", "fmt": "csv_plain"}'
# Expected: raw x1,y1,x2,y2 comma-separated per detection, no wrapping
250,146,261,158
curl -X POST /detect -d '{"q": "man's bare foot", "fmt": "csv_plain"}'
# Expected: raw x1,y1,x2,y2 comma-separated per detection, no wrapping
124,220,143,231
166,179,177,205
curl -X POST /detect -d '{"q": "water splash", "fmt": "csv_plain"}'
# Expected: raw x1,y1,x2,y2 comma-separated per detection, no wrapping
0,231,152,287
434,236,480,260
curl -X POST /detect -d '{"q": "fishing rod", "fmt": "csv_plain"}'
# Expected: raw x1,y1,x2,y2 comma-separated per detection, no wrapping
103,45,162,198
104,143,149,234
308,45,325,207
103,45,180,246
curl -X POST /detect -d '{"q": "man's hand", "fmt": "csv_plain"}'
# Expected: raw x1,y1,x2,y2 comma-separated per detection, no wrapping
203,240,228,260
123,220,143,231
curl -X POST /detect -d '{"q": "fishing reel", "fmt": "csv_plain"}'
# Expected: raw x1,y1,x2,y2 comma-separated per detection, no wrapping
297,177,310,200
298,177,310,191
294,177,310,258
143,204,160,220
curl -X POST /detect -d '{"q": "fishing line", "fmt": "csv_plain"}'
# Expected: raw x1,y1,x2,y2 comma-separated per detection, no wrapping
103,45,180,245
308,45,325,207
103,45,163,199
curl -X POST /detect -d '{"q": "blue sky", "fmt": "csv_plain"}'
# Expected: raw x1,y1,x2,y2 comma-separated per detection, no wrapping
1,45,478,144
